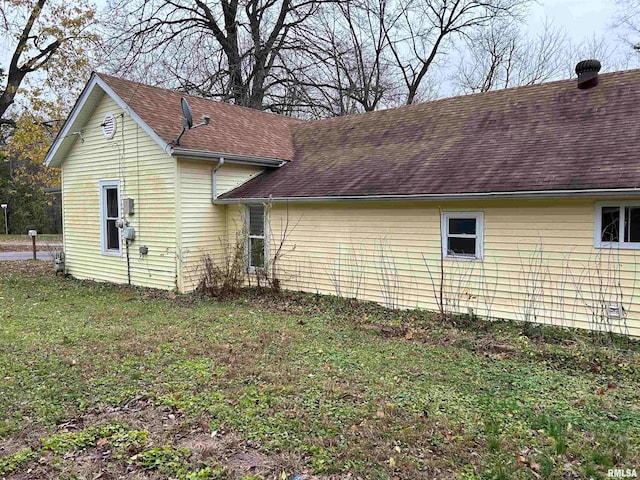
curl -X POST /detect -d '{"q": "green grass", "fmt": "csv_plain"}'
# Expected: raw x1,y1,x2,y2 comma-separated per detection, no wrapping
0,234,62,242
0,262,639,479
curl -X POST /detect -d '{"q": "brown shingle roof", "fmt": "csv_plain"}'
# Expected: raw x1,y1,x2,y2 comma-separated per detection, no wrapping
221,69,640,199
98,73,301,160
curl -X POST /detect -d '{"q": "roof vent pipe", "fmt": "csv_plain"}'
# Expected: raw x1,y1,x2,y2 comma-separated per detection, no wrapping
575,59,601,89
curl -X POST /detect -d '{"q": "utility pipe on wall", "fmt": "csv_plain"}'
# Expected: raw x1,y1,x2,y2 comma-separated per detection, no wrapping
211,157,225,202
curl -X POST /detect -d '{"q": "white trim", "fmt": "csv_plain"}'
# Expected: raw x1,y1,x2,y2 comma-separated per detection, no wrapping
94,76,169,153
265,206,270,269
45,74,171,167
215,188,640,204
45,73,288,168
172,147,285,166
99,180,122,256
245,204,269,271
594,201,640,250
441,211,484,260
45,75,101,167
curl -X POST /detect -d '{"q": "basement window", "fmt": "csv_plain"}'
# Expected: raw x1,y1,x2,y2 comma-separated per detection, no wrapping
595,202,640,249
246,205,267,270
100,180,121,255
441,212,484,260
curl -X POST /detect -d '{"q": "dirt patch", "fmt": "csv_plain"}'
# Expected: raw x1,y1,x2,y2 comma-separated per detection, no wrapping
0,437,33,459
0,241,62,253
7,455,165,480
0,260,52,276
2,398,324,480
471,336,517,357
180,433,316,479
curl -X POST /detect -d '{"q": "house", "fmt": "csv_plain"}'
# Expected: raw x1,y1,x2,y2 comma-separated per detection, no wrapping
45,64,640,337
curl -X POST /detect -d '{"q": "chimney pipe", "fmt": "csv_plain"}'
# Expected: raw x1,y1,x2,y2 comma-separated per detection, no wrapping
575,59,601,89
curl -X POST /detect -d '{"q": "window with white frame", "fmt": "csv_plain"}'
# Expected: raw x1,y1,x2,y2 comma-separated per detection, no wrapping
441,212,484,259
595,202,640,249
100,180,121,255
247,205,267,269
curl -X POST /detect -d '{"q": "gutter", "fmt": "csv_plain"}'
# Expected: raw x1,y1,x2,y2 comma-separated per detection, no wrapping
213,187,640,205
170,147,286,167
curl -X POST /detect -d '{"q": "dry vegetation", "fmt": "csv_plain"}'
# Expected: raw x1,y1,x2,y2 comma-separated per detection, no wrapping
0,260,639,479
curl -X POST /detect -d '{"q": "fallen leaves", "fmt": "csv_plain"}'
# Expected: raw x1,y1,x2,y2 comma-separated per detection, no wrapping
517,447,542,478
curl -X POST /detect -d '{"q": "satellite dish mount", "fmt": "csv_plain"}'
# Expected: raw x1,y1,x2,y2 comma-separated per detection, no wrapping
174,97,210,146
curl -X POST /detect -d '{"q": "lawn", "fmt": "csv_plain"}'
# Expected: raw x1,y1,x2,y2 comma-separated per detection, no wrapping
0,261,638,479
0,234,62,242
0,235,62,253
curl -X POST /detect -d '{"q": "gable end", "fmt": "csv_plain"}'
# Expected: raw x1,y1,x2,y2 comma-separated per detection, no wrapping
45,73,170,167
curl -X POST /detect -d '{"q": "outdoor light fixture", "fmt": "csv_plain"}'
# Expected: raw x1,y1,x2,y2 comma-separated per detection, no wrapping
1,204,7,235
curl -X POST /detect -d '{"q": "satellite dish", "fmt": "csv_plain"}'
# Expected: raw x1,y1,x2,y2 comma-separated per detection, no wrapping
181,97,193,129
173,96,210,146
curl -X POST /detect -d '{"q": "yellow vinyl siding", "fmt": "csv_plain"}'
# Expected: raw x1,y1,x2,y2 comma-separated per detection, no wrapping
217,163,263,195
57,92,640,338
61,95,177,290
177,160,263,292
252,199,640,337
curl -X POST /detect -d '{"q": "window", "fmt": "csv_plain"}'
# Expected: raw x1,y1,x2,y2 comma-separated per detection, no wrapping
246,205,267,269
595,202,640,249
441,212,484,259
99,180,121,255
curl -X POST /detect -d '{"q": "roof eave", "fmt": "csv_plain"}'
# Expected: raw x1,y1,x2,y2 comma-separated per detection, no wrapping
171,147,287,167
214,187,640,204
45,73,172,168
44,73,101,167
44,73,289,168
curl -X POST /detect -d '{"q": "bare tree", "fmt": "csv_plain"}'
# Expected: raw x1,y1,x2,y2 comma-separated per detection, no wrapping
0,0,96,129
563,35,633,77
613,0,640,51
455,18,567,93
102,0,538,115
383,0,530,105
301,0,399,115
104,0,328,110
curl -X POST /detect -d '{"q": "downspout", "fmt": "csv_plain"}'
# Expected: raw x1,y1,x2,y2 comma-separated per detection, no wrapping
211,157,225,202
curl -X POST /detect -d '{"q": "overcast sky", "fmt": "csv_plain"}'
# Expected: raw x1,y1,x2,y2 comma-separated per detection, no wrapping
533,0,616,40
2,0,626,63
1,0,635,98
